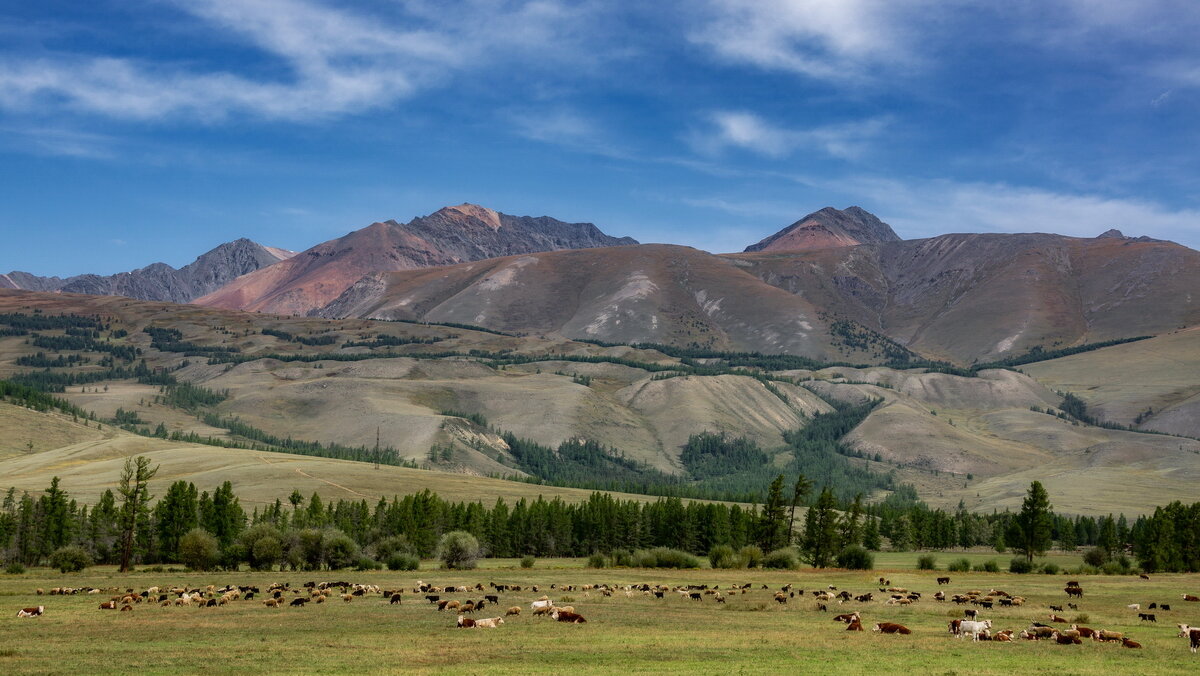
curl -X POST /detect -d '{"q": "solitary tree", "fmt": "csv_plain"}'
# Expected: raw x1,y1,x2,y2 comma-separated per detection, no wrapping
800,487,840,568
757,475,788,552
1007,481,1053,563
787,473,812,546
117,456,158,572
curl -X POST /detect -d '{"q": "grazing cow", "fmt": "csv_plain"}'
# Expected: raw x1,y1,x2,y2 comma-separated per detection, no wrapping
474,617,504,628
485,595,499,605
964,609,978,619
425,595,440,604
936,577,950,586
290,598,308,607
1121,638,1142,649
1065,587,1084,598
689,592,702,601
959,620,992,641
1067,603,1077,610
1149,602,1158,609
16,606,44,617
1139,574,1151,580
457,616,476,628
390,593,402,605
1177,624,1200,653
505,606,521,617
948,619,962,636
552,610,587,623
1138,613,1157,622
1184,594,1200,602
873,622,911,635
1161,604,1172,611
1049,605,1063,612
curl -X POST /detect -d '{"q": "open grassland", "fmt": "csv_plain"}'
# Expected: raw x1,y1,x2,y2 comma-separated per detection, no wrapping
0,405,713,509
2,561,1198,675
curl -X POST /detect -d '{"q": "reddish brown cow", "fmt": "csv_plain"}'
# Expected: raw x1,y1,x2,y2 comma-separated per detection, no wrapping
1121,638,1143,649
873,622,911,635
846,619,863,631
16,606,44,617
552,610,587,623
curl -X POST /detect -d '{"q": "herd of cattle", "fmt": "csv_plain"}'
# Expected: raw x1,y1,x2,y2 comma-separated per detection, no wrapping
12,576,1200,654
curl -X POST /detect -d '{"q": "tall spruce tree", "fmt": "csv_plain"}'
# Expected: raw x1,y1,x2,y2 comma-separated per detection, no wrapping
117,456,158,572
757,475,788,551
800,487,839,567
787,473,812,546
1007,481,1053,562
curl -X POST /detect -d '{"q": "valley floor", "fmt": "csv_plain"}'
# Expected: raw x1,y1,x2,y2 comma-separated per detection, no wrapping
3,556,1198,674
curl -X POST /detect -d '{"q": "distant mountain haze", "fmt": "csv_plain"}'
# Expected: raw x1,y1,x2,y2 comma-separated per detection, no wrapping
0,239,295,303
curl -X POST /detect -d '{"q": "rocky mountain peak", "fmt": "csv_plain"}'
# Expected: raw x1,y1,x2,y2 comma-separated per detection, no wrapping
744,206,901,253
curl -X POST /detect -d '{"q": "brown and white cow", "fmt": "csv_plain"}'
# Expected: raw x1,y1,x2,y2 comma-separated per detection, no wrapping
1178,624,1200,654
16,606,44,617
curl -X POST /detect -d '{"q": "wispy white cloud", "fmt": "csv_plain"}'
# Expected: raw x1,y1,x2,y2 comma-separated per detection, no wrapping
834,176,1200,245
507,107,632,159
0,0,589,122
690,110,887,159
689,0,933,81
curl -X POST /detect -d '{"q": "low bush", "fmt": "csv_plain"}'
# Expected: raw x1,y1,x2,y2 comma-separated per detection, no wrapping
1009,557,1033,574
1041,562,1060,575
1082,547,1107,567
916,554,937,570
386,553,420,571
946,558,971,572
708,544,740,569
179,528,220,571
520,555,535,569
976,560,1000,573
1072,613,1089,623
49,545,93,573
610,549,634,567
355,556,382,571
837,545,874,570
586,552,608,569
762,547,801,570
633,547,700,569
5,562,27,575
436,531,479,570
738,545,764,568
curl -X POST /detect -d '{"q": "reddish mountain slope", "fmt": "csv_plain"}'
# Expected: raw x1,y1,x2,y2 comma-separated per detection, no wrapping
744,206,900,252
194,204,635,315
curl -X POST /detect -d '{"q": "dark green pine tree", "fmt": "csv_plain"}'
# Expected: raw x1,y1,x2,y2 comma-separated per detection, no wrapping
1007,481,1054,562
756,475,788,552
787,474,812,546
154,480,198,562
801,487,840,567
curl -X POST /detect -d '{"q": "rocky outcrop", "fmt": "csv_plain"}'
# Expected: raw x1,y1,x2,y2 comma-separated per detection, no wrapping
744,206,901,252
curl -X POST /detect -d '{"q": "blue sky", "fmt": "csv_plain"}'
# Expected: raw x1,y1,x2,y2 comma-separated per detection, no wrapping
2,0,1199,276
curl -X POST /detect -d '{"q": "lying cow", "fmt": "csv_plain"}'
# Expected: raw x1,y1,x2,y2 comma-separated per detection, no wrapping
16,606,44,617
873,622,911,635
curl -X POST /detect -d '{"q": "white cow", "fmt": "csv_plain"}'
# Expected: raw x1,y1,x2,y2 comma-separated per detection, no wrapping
959,619,993,641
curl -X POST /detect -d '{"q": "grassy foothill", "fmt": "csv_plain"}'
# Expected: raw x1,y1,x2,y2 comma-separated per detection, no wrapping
2,554,1198,675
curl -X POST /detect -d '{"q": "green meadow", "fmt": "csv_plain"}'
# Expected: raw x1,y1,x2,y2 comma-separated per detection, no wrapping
3,555,1197,675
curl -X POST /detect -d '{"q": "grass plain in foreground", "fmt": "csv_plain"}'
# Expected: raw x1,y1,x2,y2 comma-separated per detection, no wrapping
2,558,1198,675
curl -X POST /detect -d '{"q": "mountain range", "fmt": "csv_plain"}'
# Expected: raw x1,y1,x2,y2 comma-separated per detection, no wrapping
5,203,1197,366
0,239,295,303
